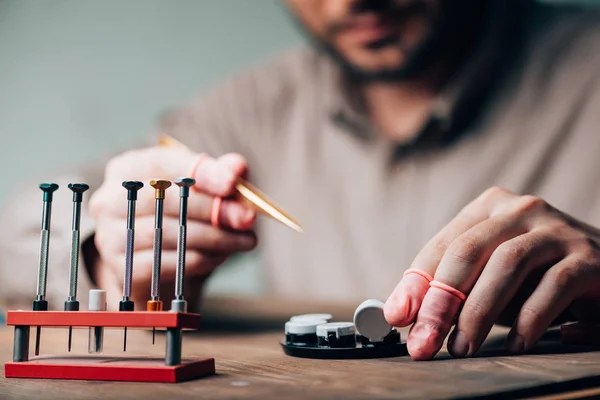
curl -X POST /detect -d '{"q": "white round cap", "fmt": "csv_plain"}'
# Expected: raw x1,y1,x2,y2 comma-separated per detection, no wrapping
285,319,327,335
88,289,107,311
290,313,333,323
316,322,355,338
353,299,391,342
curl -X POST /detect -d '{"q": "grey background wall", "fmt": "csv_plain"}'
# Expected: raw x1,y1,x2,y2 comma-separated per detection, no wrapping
0,0,304,296
0,0,597,296
0,0,302,202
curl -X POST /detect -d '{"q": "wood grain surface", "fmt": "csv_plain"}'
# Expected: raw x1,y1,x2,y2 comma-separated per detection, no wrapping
1,295,600,399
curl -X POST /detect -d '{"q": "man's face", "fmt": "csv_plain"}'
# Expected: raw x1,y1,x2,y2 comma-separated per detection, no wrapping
285,0,448,82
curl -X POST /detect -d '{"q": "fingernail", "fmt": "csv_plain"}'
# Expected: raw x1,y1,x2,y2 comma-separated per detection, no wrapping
448,330,470,358
507,333,525,354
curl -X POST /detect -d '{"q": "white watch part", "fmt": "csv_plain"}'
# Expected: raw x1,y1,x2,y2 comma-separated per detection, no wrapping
353,299,392,342
290,313,333,323
316,322,355,339
285,319,328,335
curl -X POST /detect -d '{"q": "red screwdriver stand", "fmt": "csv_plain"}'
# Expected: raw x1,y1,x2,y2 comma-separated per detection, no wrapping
4,311,215,383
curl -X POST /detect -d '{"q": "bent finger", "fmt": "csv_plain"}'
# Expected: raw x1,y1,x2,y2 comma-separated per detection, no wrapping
406,215,526,360
131,216,257,253
447,230,565,358
384,189,515,327
121,249,228,285
192,153,247,197
507,254,594,354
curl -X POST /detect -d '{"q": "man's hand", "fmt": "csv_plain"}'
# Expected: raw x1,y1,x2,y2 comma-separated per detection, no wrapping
88,147,257,307
384,187,600,360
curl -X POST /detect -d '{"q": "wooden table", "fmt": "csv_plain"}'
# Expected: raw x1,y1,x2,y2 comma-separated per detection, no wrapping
2,296,600,399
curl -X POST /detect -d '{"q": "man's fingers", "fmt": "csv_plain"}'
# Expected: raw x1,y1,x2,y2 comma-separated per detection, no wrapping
384,211,489,327
178,191,256,230
384,270,432,327
131,216,257,253
408,204,491,277
104,249,227,287
406,215,526,360
133,249,227,281
94,158,256,231
217,199,256,230
385,189,516,327
406,286,463,360
130,188,255,230
434,215,527,294
98,147,248,205
193,153,247,197
447,230,565,358
507,254,595,354
218,153,249,179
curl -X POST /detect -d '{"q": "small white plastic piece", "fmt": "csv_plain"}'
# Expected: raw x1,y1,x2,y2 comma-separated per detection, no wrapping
353,299,392,342
285,319,328,335
290,313,333,323
88,289,107,311
88,289,107,354
316,322,355,339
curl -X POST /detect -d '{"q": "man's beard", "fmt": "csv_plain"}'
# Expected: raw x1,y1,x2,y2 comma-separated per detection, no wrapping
317,20,448,84
291,1,480,84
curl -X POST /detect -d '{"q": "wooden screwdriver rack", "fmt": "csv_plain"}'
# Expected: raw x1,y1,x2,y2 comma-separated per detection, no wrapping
4,311,216,383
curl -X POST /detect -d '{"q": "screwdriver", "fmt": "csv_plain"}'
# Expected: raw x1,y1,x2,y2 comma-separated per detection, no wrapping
120,181,144,352
64,183,89,352
148,179,171,344
33,183,59,356
171,177,195,313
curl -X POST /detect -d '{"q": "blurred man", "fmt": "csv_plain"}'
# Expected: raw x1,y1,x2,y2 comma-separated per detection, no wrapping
1,0,599,361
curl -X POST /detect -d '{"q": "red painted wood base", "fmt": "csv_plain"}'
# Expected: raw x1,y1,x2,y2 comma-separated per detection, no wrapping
5,356,215,383
6,311,201,329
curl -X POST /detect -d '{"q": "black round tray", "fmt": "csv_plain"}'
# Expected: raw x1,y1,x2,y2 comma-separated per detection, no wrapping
280,340,408,359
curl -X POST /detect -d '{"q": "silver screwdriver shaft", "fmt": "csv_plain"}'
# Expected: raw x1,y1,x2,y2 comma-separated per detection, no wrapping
148,180,171,344
65,183,89,352
151,196,164,303
36,197,52,300
171,178,195,313
120,181,144,352
33,183,59,356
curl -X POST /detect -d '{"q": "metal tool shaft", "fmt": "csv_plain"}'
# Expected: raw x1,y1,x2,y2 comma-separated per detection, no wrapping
65,184,88,302
65,183,89,352
171,178,194,313
151,197,164,301
36,201,52,300
148,180,170,344
34,183,59,356
120,181,144,352
67,200,82,301
175,197,187,299
173,178,194,302
123,199,136,300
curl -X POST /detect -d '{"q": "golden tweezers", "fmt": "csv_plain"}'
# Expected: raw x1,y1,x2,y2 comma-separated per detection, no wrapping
158,134,303,233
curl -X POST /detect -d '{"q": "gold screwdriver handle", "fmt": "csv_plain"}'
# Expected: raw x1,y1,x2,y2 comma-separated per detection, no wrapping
150,179,172,199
